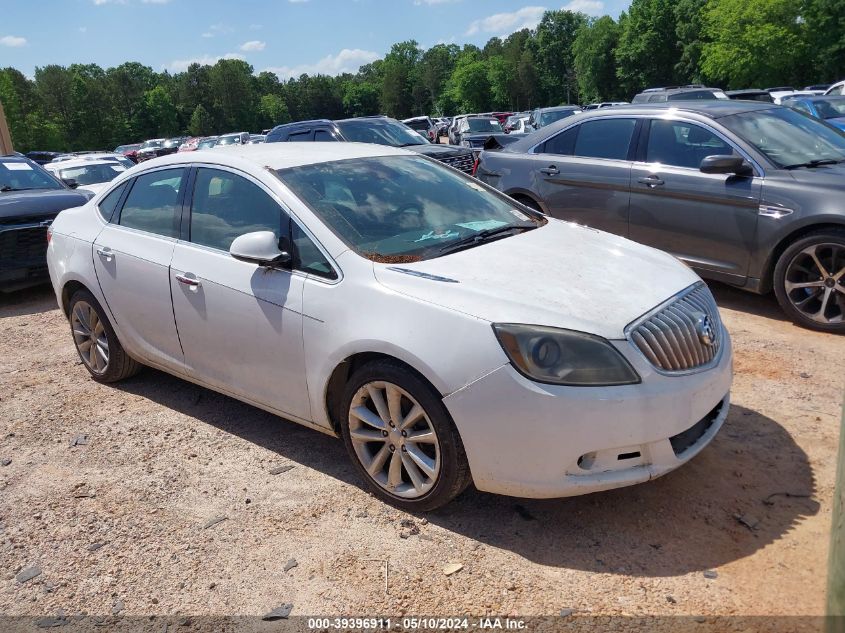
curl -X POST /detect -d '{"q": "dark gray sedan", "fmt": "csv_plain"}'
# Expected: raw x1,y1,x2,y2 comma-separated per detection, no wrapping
475,101,845,333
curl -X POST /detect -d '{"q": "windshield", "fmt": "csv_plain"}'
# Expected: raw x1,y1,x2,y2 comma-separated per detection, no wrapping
197,138,217,149
163,139,182,148
276,155,543,263
405,120,430,131
540,110,576,126
467,119,503,133
140,140,163,150
335,119,428,147
57,163,125,186
721,107,845,168
217,134,241,146
0,159,62,191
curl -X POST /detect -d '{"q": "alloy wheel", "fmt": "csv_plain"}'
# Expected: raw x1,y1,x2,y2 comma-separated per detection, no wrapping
348,381,441,499
783,242,845,325
71,301,110,374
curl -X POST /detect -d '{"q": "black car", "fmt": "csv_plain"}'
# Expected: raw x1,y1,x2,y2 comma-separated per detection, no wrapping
0,155,91,291
475,101,845,332
25,151,62,165
265,116,476,174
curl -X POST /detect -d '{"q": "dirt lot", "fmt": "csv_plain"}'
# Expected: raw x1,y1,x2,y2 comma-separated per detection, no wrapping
0,281,842,621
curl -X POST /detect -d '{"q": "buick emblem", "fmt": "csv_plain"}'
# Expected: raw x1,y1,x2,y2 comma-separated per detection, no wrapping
694,313,717,347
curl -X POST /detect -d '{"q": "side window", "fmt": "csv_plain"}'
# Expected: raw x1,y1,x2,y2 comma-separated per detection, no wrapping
314,129,337,142
541,126,578,156
292,223,337,280
646,120,736,169
573,119,637,160
829,85,843,96
97,181,128,222
190,168,283,252
288,130,313,142
118,168,184,237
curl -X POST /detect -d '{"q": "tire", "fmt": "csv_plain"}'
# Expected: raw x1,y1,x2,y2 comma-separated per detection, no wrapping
773,228,845,333
68,289,142,382
339,359,472,511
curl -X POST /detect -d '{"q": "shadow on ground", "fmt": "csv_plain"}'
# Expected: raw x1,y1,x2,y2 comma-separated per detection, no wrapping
0,283,56,318
707,281,787,323
116,369,818,579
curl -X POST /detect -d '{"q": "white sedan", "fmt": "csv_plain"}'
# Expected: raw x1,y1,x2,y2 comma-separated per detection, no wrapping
44,158,128,195
46,143,732,510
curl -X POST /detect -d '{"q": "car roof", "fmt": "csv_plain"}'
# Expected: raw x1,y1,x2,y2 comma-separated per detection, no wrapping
141,142,412,171
598,100,775,118
539,105,580,111
45,158,121,169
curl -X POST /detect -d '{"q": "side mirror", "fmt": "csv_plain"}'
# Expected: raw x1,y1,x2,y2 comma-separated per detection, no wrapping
229,231,291,268
62,178,79,189
700,155,754,177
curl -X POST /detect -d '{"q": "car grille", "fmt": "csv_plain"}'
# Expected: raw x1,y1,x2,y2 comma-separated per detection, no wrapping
437,153,475,174
627,282,722,373
0,226,48,266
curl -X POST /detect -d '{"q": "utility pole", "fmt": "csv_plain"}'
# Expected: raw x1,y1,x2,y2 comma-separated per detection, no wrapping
0,99,13,154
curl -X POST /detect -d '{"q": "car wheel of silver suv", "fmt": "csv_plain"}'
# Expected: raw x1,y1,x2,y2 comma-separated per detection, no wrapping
774,229,845,333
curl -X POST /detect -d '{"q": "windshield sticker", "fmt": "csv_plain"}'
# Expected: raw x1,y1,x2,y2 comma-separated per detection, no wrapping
507,207,529,219
109,165,127,172
4,163,33,171
455,220,509,231
414,229,460,243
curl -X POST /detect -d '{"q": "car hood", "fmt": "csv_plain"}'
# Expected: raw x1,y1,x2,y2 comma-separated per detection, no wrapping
407,144,472,158
785,161,845,185
0,188,91,220
373,220,701,340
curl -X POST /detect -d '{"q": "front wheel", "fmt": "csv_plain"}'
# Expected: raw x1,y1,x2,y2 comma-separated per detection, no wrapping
339,360,472,511
773,229,845,333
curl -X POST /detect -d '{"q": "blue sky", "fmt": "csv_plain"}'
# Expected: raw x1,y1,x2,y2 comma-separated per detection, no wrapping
1,0,632,78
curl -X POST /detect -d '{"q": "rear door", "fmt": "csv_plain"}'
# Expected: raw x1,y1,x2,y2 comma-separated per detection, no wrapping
534,117,638,236
92,167,186,371
628,117,761,282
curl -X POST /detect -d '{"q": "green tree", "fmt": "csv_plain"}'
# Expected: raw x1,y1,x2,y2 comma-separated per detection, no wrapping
140,85,179,136
445,53,491,113
700,0,806,88
208,59,257,131
380,41,421,118
674,0,708,83
533,10,587,105
257,94,290,130
802,0,845,83
616,0,682,96
573,16,622,103
188,104,215,136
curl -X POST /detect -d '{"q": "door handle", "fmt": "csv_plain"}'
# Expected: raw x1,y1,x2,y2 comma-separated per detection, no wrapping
540,165,560,176
175,274,202,289
96,247,113,261
637,175,665,188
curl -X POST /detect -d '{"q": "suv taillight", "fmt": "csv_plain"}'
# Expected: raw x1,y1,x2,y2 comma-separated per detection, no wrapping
46,225,53,244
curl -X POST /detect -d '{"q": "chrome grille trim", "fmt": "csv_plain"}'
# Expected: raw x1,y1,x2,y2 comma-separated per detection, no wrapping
437,153,475,174
625,282,723,375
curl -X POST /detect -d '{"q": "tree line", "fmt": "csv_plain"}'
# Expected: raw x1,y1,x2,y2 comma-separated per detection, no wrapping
1,0,842,153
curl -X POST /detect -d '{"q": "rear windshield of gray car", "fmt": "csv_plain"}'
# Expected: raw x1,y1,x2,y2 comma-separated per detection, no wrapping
276,155,543,263
721,107,845,168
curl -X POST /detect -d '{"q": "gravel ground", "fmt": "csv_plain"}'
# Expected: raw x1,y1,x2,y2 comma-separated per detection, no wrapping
0,281,842,622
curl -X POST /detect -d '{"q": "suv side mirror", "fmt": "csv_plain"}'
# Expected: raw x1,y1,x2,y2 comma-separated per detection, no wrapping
700,155,754,177
230,231,291,268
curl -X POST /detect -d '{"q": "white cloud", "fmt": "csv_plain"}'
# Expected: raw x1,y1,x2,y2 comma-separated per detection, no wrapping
265,48,379,79
414,0,461,5
201,22,234,38
165,53,244,73
563,0,604,15
240,40,266,52
288,0,311,3
0,35,27,47
141,0,172,3
92,0,127,4
466,6,546,36
78,26,88,33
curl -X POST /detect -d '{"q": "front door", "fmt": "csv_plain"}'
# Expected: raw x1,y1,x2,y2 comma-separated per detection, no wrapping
535,117,638,236
628,118,761,282
92,167,186,371
169,166,311,421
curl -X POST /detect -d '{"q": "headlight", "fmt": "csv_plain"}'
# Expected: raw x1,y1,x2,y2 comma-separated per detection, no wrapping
493,323,640,386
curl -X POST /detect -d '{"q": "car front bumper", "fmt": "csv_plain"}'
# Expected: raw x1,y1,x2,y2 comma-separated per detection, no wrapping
443,331,732,498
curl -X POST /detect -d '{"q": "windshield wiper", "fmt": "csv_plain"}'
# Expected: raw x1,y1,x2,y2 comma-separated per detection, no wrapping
0,185,25,192
437,223,536,257
783,158,843,169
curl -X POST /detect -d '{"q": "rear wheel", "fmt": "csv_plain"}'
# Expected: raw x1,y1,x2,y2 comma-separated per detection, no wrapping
773,229,845,333
339,360,471,511
69,289,141,382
